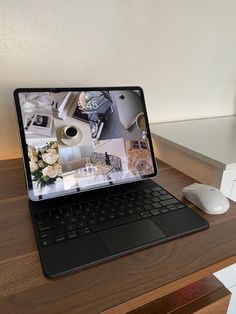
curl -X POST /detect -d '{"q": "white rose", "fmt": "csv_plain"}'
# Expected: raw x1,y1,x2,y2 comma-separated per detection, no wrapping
46,148,57,154
50,143,58,149
28,152,38,162
53,164,62,176
53,163,62,176
29,161,38,172
42,153,58,165
28,145,38,156
42,165,58,178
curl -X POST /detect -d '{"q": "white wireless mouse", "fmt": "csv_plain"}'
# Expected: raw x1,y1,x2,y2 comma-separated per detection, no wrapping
183,183,230,215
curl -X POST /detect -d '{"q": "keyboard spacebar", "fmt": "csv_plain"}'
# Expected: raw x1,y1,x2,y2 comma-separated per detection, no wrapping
91,215,141,232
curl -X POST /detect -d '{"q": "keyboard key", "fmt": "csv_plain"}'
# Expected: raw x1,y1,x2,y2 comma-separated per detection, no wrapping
137,194,144,200
67,230,78,239
160,190,168,195
169,206,178,211
100,210,107,216
127,203,134,209
118,211,126,217
144,199,152,205
151,186,162,192
160,208,169,213
88,218,98,225
108,214,116,220
40,231,52,238
65,224,76,232
166,205,175,208
41,237,53,247
160,199,179,206
53,227,64,234
53,215,61,221
152,192,161,197
78,227,91,236
76,221,87,229
79,214,87,221
177,204,186,209
109,207,117,213
153,203,161,208
74,209,81,216
91,215,141,232
37,218,51,225
159,194,173,201
123,193,129,199
98,216,107,223
85,207,91,214
120,204,126,210
145,194,153,199
140,211,152,218
57,219,66,226
54,233,65,243
127,209,136,215
144,205,152,211
68,217,78,224
151,197,160,203
64,212,72,218
144,189,152,193
150,209,161,215
38,224,51,232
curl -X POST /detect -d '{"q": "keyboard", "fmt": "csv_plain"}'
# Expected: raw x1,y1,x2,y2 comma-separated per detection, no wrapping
35,185,186,247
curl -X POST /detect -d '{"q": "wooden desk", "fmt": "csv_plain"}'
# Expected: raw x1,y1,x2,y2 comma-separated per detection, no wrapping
0,158,235,313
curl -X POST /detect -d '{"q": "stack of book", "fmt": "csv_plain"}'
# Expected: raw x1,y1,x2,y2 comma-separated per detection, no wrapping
51,92,75,120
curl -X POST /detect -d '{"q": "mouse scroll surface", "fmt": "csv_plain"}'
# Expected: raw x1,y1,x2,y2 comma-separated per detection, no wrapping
183,183,230,215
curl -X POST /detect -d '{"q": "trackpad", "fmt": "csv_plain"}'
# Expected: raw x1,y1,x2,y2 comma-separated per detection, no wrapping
99,220,166,255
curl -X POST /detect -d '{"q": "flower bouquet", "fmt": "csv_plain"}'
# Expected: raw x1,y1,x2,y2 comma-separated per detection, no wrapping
28,142,62,188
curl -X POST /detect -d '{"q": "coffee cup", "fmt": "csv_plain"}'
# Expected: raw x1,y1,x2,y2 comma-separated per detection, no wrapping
136,112,146,132
63,125,78,139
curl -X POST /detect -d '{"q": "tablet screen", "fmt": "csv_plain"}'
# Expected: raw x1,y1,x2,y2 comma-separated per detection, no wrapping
14,87,157,200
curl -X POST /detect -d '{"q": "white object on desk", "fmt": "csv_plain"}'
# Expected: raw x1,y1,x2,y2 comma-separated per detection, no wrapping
151,116,236,201
183,183,230,215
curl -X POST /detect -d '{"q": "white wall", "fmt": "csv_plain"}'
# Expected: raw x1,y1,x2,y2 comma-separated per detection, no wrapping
1,0,236,159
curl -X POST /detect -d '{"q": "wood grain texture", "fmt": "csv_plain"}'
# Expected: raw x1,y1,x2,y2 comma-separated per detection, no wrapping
194,294,231,314
0,159,27,201
128,275,231,314
0,197,36,261
0,158,235,314
103,255,236,314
